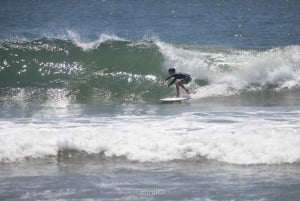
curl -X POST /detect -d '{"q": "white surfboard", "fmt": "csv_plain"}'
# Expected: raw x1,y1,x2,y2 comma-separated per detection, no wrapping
160,96,191,103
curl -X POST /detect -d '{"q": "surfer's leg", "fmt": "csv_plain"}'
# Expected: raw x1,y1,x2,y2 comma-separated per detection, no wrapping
175,83,180,97
177,81,190,94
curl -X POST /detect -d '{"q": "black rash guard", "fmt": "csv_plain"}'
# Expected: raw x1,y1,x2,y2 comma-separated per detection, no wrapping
165,73,191,86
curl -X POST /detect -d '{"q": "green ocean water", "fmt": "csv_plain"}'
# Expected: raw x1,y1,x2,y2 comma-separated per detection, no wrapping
1,37,300,105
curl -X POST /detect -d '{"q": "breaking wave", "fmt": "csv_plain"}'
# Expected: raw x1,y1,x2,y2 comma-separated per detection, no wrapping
0,32,300,104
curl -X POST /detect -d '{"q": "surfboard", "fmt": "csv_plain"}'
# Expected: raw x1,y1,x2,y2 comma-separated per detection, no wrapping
160,96,191,103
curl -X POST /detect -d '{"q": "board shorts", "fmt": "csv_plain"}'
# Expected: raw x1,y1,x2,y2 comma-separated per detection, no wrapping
179,74,192,84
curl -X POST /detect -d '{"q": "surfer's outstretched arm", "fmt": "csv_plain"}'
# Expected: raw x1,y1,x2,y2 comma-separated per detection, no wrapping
168,78,176,87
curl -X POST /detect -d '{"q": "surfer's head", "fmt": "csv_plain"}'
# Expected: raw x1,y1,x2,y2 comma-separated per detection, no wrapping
168,68,176,74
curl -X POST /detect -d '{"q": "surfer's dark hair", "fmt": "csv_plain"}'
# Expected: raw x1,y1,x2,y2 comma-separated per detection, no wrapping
168,68,176,73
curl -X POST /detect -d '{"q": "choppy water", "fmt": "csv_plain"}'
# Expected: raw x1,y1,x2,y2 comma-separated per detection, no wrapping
1,0,300,201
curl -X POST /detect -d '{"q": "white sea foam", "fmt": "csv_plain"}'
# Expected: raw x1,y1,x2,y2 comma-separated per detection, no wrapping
155,40,300,99
1,110,300,165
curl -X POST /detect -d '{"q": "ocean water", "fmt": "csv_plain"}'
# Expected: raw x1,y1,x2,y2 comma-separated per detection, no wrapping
1,0,300,200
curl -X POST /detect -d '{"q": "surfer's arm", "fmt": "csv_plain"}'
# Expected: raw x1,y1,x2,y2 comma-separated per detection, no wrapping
168,78,176,86
165,75,173,81
165,75,175,86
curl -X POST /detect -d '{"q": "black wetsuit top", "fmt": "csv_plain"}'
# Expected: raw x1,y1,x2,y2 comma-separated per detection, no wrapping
165,73,191,86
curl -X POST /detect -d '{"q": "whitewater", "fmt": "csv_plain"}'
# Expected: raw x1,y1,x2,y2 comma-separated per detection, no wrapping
1,107,300,164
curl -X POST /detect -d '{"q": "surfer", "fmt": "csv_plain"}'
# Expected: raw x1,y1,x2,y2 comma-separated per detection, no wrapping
165,68,191,97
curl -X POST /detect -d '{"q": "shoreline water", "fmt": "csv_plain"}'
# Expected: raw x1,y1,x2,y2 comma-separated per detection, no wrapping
1,156,300,201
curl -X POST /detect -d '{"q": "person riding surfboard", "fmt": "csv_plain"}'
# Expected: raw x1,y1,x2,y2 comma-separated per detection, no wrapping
165,68,192,97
